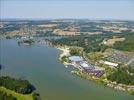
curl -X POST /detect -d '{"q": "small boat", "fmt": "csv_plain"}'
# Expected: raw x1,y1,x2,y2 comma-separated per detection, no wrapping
71,70,75,73
65,65,68,68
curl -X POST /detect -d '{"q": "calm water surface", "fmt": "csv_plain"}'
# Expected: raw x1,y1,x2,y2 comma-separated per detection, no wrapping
0,39,134,100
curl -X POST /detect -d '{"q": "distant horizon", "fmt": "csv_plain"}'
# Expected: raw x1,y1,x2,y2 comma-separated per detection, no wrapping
1,17,134,21
1,0,134,20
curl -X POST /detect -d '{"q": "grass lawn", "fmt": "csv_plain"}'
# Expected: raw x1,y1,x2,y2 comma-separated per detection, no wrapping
0,87,33,100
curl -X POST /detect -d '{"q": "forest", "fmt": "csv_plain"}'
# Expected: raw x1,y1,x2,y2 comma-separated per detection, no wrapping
107,67,134,85
52,32,134,53
113,33,134,52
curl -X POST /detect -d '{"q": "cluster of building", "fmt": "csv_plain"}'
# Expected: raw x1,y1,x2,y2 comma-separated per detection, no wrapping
68,56,105,77
99,60,119,69
106,50,134,66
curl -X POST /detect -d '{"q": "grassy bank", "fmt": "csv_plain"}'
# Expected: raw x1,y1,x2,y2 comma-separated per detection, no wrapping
0,87,33,100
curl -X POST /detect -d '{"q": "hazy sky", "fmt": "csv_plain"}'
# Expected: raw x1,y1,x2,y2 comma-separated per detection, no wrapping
1,0,134,20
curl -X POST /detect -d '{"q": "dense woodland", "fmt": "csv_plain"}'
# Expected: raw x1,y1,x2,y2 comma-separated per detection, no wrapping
0,76,35,94
52,34,110,52
107,67,134,85
52,32,134,53
113,33,134,52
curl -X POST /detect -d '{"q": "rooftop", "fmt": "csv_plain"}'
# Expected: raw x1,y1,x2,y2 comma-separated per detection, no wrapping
80,61,89,68
104,61,118,67
69,56,83,62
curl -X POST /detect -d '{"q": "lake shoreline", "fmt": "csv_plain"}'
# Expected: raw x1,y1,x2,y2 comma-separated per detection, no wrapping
1,38,134,100
56,46,134,95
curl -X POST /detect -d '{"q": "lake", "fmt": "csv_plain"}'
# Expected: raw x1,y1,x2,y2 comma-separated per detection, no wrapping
0,39,133,100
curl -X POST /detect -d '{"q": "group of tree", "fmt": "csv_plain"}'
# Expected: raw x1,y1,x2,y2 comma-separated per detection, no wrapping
61,56,68,63
69,47,83,56
107,67,134,85
0,76,35,94
51,33,112,53
113,32,134,52
52,32,134,53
